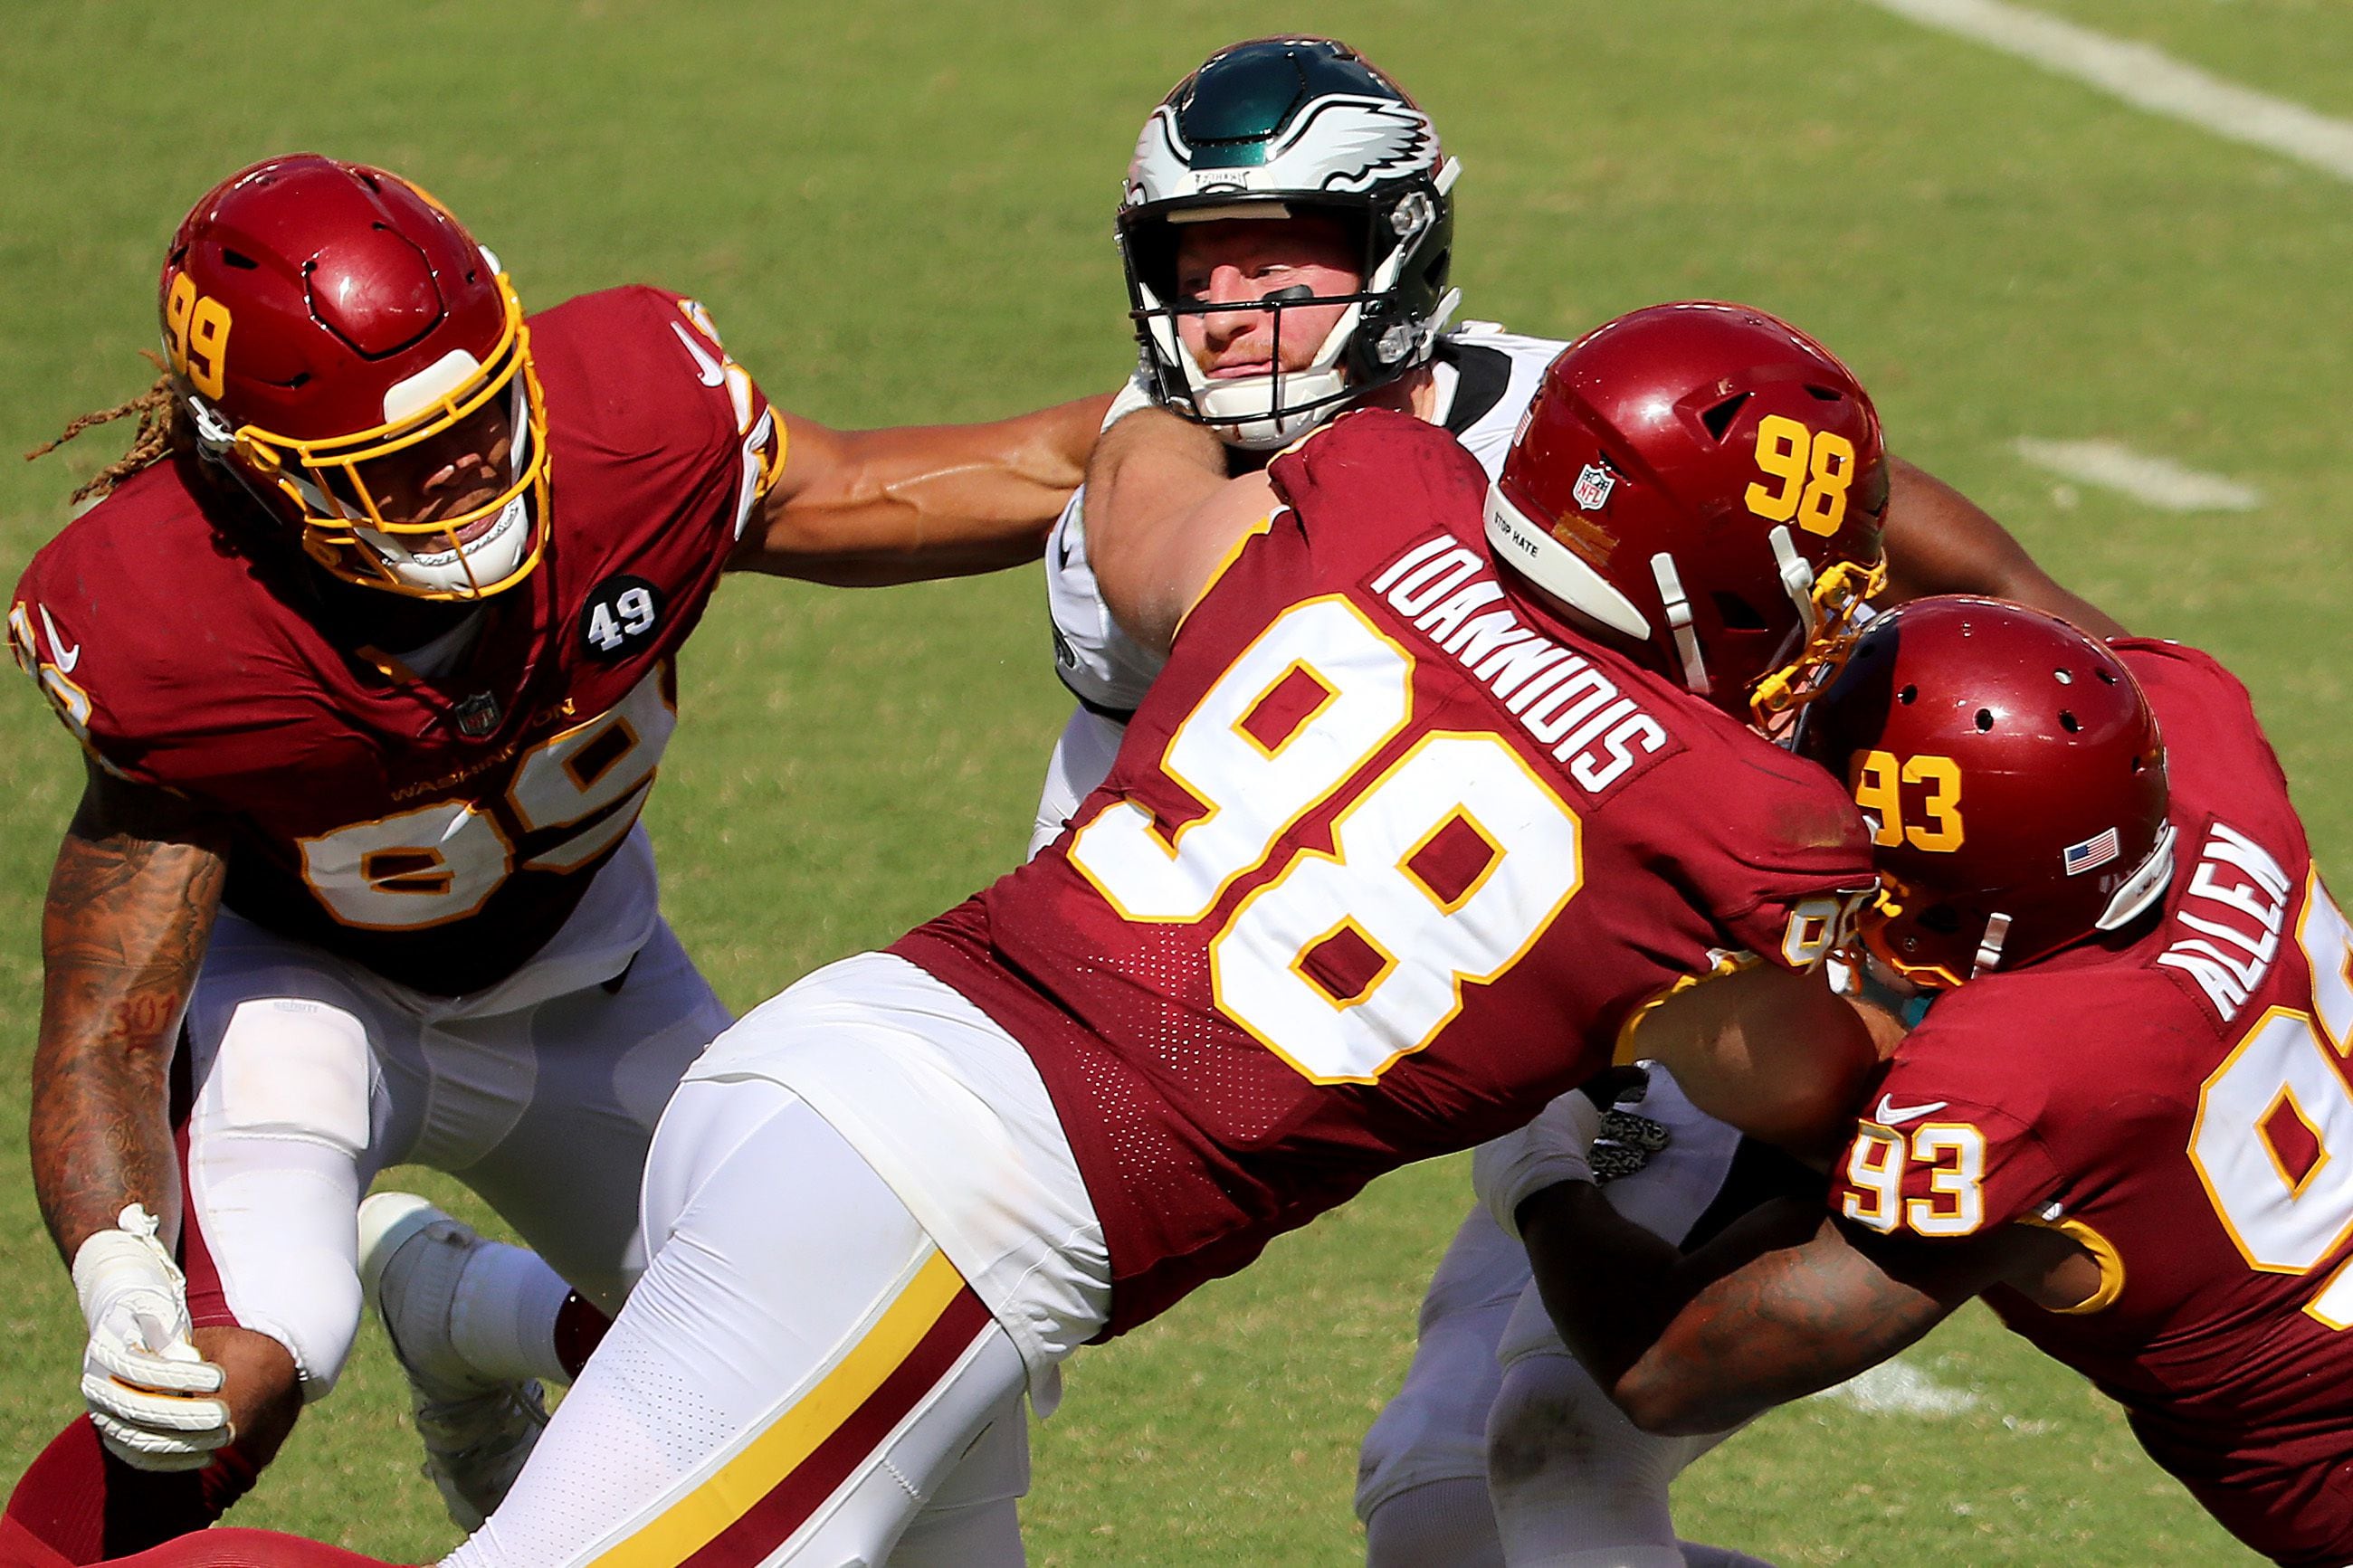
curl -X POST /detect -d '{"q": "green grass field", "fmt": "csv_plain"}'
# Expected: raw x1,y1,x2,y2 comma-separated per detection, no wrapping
1,3,2342,1562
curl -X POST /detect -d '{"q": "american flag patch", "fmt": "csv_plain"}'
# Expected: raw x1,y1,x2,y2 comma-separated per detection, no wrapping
2063,827,2121,876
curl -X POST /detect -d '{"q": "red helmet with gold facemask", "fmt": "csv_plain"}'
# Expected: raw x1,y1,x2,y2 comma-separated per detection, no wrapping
1485,301,1889,730
1798,596,2175,987
160,154,548,600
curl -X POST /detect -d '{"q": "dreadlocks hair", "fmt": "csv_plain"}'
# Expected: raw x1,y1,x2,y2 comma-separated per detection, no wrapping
24,353,183,508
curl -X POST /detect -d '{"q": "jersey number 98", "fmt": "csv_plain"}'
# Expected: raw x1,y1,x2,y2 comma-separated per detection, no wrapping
1070,597,1584,1084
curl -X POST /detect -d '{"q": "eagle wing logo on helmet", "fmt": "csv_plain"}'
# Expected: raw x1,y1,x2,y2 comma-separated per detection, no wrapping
1128,107,1193,203
1262,97,1436,193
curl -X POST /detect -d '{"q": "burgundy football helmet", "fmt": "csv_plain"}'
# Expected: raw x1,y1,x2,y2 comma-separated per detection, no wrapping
160,154,548,599
1484,301,1889,727
1798,597,2174,987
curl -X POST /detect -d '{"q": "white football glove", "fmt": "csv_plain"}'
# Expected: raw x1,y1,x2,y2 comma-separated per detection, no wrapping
72,1204,231,1471
1473,1089,1604,1243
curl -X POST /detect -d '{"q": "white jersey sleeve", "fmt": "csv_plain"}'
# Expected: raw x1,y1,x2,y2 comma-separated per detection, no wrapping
1043,481,1169,720
1435,321,1569,476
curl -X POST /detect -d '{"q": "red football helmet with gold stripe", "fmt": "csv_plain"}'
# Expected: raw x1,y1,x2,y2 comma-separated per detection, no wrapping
161,154,548,599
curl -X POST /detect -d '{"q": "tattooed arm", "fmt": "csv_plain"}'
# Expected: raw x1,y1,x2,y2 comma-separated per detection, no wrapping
1511,1182,2080,1436
31,760,229,1261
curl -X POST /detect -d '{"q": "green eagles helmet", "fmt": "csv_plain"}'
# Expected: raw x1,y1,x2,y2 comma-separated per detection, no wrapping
1119,37,1462,450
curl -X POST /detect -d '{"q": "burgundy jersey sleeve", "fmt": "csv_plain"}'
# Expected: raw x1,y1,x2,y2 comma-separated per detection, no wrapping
1831,1005,2069,1240
1265,406,1493,546
10,465,338,807
1635,740,1877,972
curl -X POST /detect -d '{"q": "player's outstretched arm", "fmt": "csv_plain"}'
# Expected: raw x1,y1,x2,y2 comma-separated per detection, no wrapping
32,763,229,1260
1085,406,1275,655
1513,1185,2070,1436
730,392,1115,584
1881,457,2127,638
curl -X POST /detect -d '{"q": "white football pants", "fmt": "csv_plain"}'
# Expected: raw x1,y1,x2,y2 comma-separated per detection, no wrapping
178,834,728,1398
1358,1069,1763,1568
446,1076,1032,1568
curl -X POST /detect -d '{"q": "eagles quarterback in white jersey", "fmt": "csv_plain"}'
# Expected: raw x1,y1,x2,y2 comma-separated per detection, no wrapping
1031,37,1568,857
1037,36,2116,1568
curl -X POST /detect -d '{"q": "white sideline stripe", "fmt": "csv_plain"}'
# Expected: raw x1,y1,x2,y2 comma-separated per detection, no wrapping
1862,0,2353,185
1810,1357,1983,1417
2014,437,2262,512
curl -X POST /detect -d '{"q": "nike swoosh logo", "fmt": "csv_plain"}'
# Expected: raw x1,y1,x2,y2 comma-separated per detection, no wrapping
38,605,79,673
1874,1094,1949,1126
670,321,726,387
1056,533,1075,573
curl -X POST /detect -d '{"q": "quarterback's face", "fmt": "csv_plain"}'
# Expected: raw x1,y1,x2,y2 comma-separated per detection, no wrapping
1172,215,1363,380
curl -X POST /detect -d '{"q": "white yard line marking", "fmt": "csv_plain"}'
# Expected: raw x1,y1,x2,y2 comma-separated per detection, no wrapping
1811,1357,1983,1417
2014,437,2262,511
1862,0,2353,185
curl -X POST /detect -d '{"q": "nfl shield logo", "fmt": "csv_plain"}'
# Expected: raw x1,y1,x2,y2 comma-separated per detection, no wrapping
452,691,503,739
1572,462,1615,512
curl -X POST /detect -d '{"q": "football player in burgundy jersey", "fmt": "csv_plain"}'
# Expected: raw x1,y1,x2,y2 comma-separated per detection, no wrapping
0,154,1108,1565
43,303,1917,1568
1487,595,2353,1567
1043,45,2105,1563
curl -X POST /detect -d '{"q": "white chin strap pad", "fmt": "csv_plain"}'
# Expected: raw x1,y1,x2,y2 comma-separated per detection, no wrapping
1650,552,1710,697
359,493,531,594
1189,299,1363,451
1197,366,1351,451
1969,911,2014,979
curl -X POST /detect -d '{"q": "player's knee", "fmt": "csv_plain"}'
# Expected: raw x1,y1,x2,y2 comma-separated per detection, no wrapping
230,1260,366,1402
1486,1353,1662,1498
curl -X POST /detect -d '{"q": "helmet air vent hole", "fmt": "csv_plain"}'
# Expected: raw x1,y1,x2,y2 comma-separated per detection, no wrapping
1975,708,1995,731
1898,684,1917,705
2060,710,2081,733
1711,591,1768,631
1699,394,1750,441
2095,668,2118,685
222,251,259,271
2055,669,2073,684
1804,384,1843,403
357,172,381,192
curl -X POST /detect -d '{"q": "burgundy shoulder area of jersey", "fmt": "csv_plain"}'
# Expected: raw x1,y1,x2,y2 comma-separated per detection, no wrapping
528,285,782,592
1864,965,2205,1206
1636,724,1874,903
1266,406,1487,564
532,286,771,482
12,461,325,790
2115,637,2302,852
